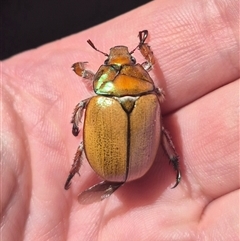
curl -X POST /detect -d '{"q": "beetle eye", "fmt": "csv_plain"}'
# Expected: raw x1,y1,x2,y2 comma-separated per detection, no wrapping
104,58,109,65
131,56,136,64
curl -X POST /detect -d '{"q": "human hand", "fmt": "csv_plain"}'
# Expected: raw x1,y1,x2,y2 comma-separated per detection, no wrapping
2,0,239,240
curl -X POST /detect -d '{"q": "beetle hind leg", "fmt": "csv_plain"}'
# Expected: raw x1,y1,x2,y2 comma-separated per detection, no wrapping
161,126,181,188
64,143,84,190
78,181,124,204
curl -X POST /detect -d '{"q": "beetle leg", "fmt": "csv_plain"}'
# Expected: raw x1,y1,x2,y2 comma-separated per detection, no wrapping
78,181,124,204
155,87,166,103
139,44,155,71
161,126,181,188
72,62,95,80
64,143,84,190
138,30,155,71
71,98,90,136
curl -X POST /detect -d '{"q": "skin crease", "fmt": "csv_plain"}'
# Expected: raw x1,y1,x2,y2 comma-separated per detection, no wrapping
1,0,239,240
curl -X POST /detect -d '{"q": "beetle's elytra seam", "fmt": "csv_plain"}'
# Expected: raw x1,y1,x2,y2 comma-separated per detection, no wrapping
125,110,131,182
115,96,137,182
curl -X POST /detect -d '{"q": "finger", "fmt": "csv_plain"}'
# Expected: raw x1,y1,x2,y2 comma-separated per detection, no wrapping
5,0,238,115
163,80,239,199
66,0,239,113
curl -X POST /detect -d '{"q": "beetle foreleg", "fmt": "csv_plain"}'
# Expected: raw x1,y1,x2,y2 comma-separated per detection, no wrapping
64,143,84,190
78,181,124,204
71,98,90,136
72,62,94,80
132,30,155,71
161,127,181,188
139,43,155,71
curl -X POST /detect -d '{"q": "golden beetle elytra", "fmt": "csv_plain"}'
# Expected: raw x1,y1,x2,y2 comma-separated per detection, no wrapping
65,30,181,204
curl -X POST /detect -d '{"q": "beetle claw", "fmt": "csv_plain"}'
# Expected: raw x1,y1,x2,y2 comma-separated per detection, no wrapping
171,170,181,189
72,124,79,136
64,174,74,190
138,30,148,44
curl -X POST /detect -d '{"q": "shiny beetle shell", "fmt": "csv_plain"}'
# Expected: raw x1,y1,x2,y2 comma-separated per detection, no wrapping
84,94,161,182
65,30,181,204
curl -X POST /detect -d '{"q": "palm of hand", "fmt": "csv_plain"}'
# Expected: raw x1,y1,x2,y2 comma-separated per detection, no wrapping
2,1,239,240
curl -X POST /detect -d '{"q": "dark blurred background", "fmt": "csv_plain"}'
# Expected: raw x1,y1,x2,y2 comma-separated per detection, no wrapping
1,0,152,60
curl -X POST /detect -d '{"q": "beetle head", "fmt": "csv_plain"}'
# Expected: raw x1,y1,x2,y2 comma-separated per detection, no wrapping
87,40,135,66
107,46,136,66
87,30,148,66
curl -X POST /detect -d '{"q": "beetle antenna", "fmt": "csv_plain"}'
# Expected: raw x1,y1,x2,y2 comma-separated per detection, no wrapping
130,30,149,54
87,40,109,57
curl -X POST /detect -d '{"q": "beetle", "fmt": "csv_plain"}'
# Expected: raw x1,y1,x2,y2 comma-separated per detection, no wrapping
65,30,181,204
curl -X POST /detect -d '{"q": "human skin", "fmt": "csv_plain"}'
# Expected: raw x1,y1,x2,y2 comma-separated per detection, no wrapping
1,0,239,240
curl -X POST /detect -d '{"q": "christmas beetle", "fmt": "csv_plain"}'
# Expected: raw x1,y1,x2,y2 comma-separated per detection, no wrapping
65,30,181,204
